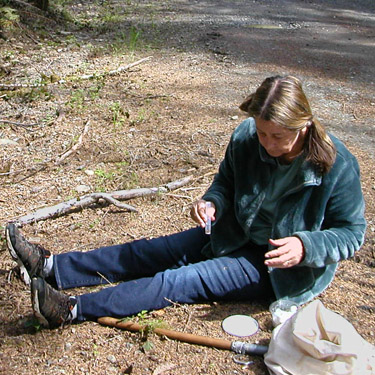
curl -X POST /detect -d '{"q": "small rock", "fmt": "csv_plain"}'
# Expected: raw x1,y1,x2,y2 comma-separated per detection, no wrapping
46,359,55,366
84,169,94,176
107,354,117,364
75,185,90,194
64,342,72,351
231,115,239,120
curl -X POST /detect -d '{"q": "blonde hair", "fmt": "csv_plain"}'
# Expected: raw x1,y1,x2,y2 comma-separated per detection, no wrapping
240,75,336,173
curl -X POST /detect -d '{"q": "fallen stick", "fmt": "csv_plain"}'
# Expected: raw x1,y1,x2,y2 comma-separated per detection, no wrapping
0,119,39,128
0,57,152,90
56,120,90,164
72,56,153,81
107,56,153,76
98,316,268,356
13,175,193,226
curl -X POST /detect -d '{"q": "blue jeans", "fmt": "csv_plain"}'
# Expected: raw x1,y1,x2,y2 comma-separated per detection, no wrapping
53,227,273,321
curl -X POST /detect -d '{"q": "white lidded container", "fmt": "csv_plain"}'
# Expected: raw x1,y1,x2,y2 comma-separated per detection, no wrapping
269,299,299,327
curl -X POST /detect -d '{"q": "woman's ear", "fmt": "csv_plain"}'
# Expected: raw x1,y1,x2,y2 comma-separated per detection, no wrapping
239,94,253,113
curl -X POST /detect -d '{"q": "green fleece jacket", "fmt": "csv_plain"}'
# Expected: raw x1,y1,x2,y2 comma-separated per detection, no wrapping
202,117,366,304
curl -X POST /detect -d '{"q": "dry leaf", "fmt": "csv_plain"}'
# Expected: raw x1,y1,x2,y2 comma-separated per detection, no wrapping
152,362,178,375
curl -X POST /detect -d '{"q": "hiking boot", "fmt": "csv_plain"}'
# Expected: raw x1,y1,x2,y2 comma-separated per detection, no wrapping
6,223,51,285
31,277,76,328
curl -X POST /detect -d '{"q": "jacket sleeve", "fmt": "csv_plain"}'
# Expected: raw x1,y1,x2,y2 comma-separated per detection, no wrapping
295,154,366,268
202,135,235,221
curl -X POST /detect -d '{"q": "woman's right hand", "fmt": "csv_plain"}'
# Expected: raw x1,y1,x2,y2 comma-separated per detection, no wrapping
190,199,216,228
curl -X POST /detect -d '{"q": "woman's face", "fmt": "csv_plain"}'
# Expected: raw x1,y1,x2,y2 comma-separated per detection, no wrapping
255,117,307,161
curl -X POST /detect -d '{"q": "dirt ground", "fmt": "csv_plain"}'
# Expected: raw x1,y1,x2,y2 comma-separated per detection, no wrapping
1,1,375,374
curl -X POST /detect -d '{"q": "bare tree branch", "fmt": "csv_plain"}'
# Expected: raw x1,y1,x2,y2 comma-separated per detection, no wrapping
12,175,193,226
0,119,39,128
88,193,137,211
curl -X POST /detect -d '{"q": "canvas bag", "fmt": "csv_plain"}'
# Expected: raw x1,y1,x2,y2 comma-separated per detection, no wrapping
264,300,375,375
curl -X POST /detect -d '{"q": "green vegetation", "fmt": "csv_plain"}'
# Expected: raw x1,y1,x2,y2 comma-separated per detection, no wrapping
67,89,86,112
0,5,18,33
94,168,116,192
3,85,53,103
110,26,143,56
129,26,141,52
120,310,167,352
48,0,75,24
123,309,168,332
89,218,101,229
88,80,104,100
24,317,42,332
0,0,160,56
94,168,116,181
64,78,104,113
110,101,129,127
0,0,159,198
93,162,138,192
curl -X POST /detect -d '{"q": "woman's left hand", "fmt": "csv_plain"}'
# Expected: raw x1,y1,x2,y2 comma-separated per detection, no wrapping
264,236,305,268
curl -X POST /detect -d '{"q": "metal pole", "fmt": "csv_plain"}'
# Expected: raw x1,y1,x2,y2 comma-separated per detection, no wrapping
98,316,268,356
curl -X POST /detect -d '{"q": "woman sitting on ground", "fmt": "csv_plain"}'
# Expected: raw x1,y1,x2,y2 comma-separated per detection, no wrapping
6,75,366,328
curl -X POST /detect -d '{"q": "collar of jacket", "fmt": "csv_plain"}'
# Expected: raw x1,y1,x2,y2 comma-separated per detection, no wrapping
258,142,322,191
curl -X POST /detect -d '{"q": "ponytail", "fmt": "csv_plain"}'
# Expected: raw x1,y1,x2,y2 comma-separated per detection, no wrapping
305,118,336,174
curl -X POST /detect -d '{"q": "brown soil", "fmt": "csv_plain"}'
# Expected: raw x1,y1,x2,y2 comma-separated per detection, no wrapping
0,1,374,374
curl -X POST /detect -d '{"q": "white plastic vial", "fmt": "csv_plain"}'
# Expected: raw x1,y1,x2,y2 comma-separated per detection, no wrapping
205,201,212,235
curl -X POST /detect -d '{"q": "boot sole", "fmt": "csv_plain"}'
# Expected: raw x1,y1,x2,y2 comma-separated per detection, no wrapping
6,225,32,286
31,279,50,328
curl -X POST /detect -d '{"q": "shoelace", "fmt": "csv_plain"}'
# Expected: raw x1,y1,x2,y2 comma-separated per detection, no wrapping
59,298,76,328
32,245,51,276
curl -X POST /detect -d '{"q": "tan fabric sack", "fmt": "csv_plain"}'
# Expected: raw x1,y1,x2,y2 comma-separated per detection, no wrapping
264,300,375,375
